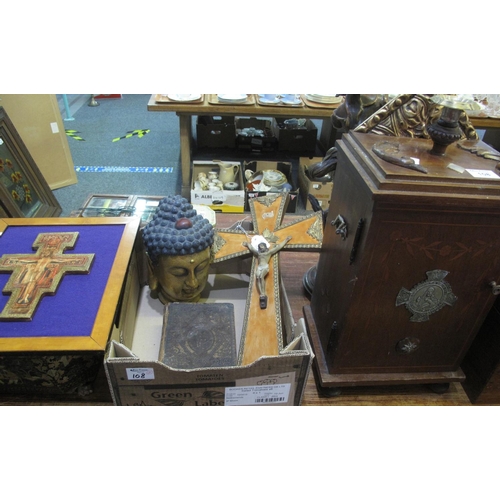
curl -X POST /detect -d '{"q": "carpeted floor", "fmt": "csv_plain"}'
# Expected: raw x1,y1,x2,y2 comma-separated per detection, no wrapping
53,94,183,216
53,94,316,217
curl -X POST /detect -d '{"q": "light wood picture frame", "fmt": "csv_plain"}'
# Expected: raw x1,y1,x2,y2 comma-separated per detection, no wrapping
0,106,61,217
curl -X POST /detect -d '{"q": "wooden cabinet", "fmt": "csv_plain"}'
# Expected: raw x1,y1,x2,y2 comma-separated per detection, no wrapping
461,297,500,404
304,131,500,392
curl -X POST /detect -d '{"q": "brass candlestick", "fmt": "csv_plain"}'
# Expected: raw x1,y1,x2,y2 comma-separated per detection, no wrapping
427,95,481,156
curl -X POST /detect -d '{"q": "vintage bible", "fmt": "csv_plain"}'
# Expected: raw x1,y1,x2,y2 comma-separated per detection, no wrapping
159,302,237,369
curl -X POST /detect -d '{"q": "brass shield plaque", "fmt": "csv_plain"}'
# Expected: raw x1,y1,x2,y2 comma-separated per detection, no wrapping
396,270,457,322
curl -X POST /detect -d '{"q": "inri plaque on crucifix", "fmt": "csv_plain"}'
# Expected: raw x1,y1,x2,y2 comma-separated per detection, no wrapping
0,232,94,321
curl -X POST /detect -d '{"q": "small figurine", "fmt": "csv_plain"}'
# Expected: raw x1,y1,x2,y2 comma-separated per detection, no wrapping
142,195,214,304
242,235,292,309
197,172,210,191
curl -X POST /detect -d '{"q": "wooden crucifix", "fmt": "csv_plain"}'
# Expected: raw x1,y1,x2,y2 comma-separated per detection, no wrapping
212,193,323,365
0,232,94,321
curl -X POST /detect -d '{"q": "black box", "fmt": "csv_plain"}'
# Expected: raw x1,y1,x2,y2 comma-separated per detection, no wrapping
196,116,236,149
236,118,277,152
273,118,318,153
243,161,299,213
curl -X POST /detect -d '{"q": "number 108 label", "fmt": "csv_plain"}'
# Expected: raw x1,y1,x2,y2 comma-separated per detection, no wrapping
126,368,155,380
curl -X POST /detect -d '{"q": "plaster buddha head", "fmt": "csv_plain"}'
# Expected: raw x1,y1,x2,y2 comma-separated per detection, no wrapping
142,195,214,304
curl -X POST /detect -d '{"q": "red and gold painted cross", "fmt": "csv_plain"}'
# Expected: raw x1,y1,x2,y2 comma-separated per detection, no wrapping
0,232,94,321
212,193,323,365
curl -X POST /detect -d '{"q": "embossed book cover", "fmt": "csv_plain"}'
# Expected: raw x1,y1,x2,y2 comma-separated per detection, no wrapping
159,302,237,369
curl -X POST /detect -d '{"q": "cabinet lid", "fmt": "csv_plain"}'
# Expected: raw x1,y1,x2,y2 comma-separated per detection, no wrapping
0,217,140,352
343,132,500,203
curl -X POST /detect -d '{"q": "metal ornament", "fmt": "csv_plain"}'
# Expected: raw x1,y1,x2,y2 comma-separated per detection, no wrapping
372,141,428,173
457,141,500,162
396,337,421,354
396,270,457,322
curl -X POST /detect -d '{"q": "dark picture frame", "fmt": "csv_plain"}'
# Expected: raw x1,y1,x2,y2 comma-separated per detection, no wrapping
78,194,163,225
80,193,134,218
0,106,61,217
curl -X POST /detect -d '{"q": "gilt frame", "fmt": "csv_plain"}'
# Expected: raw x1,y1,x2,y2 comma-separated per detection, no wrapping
0,106,61,218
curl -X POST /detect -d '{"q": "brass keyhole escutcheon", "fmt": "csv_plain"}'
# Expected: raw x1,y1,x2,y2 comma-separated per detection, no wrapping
332,215,348,240
489,281,500,296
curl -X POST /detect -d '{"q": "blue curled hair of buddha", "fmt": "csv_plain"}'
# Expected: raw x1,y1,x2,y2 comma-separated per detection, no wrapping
142,195,214,264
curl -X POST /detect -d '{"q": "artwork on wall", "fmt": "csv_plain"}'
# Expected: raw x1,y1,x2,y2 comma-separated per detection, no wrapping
0,106,61,218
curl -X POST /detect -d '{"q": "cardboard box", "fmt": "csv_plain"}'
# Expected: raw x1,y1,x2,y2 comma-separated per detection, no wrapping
196,116,236,149
191,161,245,213
298,157,334,211
0,216,140,396
104,248,314,406
244,161,299,213
273,118,318,153
236,117,277,152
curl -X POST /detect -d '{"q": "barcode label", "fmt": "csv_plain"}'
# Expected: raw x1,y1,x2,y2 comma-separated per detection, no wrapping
225,383,291,406
255,397,285,403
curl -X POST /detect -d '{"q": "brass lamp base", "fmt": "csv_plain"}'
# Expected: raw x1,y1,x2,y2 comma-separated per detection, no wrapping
427,106,463,156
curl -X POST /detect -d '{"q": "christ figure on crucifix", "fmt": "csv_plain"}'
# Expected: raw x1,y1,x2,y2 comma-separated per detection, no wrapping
13,247,78,305
243,235,292,309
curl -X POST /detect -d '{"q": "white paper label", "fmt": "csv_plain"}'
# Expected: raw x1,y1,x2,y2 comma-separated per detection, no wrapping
211,191,226,203
126,367,155,381
447,163,465,174
466,169,500,179
225,383,291,406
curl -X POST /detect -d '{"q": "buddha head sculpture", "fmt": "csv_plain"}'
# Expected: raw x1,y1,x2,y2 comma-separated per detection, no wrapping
142,195,214,304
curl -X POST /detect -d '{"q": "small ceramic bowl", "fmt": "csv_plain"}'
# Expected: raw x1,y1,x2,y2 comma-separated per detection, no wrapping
263,170,287,187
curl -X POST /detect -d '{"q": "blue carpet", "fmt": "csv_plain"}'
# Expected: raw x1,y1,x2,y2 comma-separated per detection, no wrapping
53,94,312,217
53,94,183,216
63,94,180,170
74,166,174,173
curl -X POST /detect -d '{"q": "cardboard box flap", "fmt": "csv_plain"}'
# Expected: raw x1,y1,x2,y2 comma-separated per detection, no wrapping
281,320,314,358
280,275,296,344
108,329,310,366
109,340,139,360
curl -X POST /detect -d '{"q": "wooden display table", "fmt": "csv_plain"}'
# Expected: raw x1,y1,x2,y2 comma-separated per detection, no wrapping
467,117,500,130
147,94,500,199
147,94,342,198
